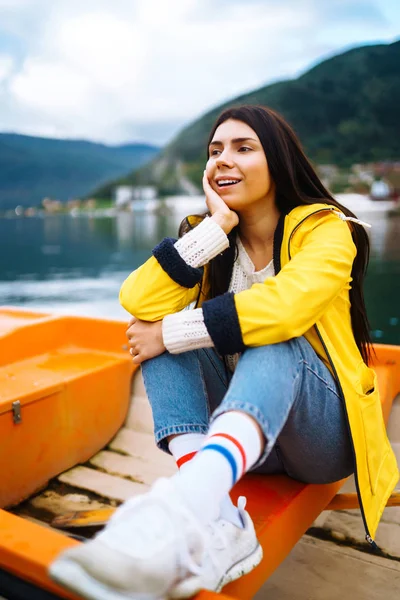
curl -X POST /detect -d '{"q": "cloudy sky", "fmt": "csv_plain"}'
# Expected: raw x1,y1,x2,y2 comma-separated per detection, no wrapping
0,0,399,146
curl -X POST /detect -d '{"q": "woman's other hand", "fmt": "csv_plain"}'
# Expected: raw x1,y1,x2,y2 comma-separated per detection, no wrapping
203,170,239,234
126,317,166,364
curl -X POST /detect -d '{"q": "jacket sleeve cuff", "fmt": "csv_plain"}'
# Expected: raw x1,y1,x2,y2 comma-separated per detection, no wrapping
162,309,214,354
174,217,229,267
152,238,203,288
202,293,246,355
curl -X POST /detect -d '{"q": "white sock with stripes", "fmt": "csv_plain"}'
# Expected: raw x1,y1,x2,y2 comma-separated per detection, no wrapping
168,432,243,527
169,433,204,470
171,411,263,525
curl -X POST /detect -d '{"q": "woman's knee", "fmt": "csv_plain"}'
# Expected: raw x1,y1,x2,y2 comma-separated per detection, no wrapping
141,350,199,397
236,340,301,382
141,349,200,385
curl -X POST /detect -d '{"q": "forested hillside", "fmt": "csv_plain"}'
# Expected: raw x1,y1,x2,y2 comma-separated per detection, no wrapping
95,39,399,198
0,135,159,208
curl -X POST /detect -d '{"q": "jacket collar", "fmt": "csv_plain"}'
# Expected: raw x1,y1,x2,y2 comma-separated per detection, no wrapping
272,213,285,275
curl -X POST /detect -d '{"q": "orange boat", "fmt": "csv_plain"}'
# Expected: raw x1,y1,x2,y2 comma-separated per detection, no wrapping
0,307,134,509
0,307,399,600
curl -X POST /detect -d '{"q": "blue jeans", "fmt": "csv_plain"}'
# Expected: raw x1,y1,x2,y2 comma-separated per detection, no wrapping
141,337,354,484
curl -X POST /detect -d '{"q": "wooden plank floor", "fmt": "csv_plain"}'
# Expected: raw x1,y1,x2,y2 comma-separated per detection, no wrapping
255,535,400,600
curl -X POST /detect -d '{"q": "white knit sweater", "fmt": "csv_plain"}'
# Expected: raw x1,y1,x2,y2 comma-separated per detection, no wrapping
162,217,275,368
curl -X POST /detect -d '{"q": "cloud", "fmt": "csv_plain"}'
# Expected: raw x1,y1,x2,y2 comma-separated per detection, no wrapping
55,12,146,90
0,0,399,144
0,55,13,83
11,60,93,114
0,0,31,8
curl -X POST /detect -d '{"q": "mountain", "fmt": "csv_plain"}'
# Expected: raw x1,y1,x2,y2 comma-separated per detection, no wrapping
0,134,160,209
94,38,400,198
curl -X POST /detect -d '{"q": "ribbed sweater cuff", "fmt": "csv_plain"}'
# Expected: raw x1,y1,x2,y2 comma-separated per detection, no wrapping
175,217,229,268
162,309,214,354
152,238,203,288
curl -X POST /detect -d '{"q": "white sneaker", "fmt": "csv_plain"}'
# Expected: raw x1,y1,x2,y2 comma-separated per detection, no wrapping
49,479,262,600
170,497,263,598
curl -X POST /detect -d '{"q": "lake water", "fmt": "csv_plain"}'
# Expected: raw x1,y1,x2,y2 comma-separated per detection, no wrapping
0,204,399,344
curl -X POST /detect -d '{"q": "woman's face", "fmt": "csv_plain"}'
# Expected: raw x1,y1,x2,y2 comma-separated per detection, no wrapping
206,118,274,211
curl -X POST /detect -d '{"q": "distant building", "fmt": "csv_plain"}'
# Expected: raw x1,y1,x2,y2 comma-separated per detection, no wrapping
41,198,64,213
25,207,37,217
66,198,81,210
370,179,390,201
114,185,157,209
115,186,134,208
84,198,97,210
132,186,157,201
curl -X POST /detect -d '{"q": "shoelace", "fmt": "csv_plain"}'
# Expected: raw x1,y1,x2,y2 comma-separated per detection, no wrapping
207,521,229,550
203,496,247,571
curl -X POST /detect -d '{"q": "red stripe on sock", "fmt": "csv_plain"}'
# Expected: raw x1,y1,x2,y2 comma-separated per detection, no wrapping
209,433,247,474
176,451,197,469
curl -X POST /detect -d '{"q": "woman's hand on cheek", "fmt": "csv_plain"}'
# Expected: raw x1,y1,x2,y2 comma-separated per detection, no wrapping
126,317,166,364
203,170,239,234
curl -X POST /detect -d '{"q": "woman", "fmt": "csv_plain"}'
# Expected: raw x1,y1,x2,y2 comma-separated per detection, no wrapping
50,105,398,600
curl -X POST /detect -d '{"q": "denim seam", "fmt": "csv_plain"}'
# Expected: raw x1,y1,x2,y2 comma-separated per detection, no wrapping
140,365,151,400
197,352,212,418
303,361,341,399
203,348,229,387
155,424,209,445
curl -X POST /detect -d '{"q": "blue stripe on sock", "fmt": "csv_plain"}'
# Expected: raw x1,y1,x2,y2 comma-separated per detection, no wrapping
201,444,237,486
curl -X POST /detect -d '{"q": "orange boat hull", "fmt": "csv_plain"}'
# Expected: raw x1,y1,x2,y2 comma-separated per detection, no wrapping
0,307,135,508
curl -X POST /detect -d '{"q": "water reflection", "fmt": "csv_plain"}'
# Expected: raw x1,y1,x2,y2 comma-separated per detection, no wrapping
355,210,400,345
0,206,398,343
366,213,400,261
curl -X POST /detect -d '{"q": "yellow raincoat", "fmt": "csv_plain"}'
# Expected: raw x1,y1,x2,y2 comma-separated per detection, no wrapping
120,203,399,541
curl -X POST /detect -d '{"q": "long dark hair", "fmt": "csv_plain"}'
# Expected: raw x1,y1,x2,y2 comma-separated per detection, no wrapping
179,105,372,364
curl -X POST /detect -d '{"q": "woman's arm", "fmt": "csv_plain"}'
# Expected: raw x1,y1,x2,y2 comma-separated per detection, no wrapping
120,171,238,321
119,217,229,320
